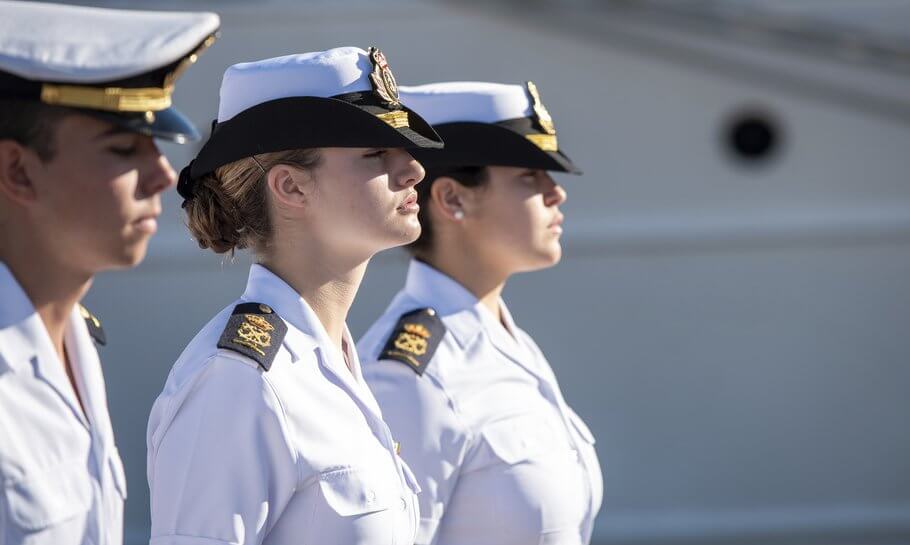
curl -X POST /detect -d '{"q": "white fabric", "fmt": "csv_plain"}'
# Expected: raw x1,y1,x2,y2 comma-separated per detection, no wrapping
397,82,533,125
358,260,604,545
0,262,126,545
217,47,376,122
0,1,219,82
147,264,420,545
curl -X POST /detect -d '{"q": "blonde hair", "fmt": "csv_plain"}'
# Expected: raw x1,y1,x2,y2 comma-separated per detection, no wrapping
184,149,321,254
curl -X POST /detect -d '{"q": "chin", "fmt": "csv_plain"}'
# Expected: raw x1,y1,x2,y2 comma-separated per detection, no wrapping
385,218,422,248
531,243,563,270
109,240,150,269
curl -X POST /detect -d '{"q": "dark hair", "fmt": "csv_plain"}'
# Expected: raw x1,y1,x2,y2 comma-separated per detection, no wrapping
184,149,322,255
0,99,72,161
408,165,488,257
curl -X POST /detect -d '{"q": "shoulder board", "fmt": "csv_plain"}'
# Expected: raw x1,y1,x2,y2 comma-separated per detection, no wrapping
78,304,106,346
379,307,445,376
217,302,287,371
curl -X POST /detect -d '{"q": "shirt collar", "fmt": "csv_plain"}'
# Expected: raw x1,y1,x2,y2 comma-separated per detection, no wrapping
0,261,46,372
241,263,356,365
403,259,501,348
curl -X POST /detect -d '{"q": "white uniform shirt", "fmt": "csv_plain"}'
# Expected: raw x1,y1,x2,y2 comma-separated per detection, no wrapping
0,262,127,545
358,260,603,545
147,264,420,545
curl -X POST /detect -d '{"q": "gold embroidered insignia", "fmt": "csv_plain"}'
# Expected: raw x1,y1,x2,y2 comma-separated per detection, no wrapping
368,46,400,107
380,308,446,376
218,303,287,371
233,314,274,357
526,81,556,135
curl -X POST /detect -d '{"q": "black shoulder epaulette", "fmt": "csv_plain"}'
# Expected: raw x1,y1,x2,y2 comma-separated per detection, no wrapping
78,304,106,346
217,302,287,371
379,308,445,376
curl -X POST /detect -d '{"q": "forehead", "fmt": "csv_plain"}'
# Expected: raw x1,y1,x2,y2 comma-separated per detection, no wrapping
55,112,123,139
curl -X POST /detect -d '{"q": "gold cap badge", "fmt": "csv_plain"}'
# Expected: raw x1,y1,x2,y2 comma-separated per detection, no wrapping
368,47,400,107
526,81,556,135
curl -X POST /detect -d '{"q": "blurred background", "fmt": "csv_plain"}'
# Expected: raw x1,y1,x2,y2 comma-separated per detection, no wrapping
49,0,910,543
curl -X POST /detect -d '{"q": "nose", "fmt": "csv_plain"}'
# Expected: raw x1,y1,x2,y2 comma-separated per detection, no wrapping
138,140,177,198
392,149,425,189
542,173,567,207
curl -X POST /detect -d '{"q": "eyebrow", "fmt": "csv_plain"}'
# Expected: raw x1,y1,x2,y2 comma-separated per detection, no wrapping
92,127,137,141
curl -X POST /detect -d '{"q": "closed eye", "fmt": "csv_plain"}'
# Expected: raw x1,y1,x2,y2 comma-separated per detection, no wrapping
108,146,138,157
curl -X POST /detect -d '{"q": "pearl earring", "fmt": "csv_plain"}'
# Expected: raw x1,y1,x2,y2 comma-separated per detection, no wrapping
454,210,464,220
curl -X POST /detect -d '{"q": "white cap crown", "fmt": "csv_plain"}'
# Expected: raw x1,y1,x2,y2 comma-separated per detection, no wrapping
397,82,533,125
0,0,219,83
217,47,376,122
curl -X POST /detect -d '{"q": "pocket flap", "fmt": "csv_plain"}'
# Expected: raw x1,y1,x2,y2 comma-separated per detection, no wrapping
5,459,92,531
482,413,554,464
318,467,393,517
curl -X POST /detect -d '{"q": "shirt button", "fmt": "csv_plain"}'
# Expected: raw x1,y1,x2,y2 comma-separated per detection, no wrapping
365,490,376,504
399,497,408,511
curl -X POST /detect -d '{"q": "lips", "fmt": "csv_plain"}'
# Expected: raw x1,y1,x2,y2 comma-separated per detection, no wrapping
548,213,564,229
133,210,161,234
397,192,419,213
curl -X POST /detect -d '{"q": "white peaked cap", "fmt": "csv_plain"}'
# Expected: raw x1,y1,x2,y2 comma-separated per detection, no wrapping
181,46,443,193
398,82,534,125
218,47,377,122
394,80,581,174
0,0,220,83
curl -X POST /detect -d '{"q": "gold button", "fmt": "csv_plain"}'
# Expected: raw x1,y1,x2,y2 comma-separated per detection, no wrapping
259,304,273,314
144,111,155,123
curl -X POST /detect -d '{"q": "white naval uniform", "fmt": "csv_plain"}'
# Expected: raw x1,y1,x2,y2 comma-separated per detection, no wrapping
147,264,420,545
0,262,127,545
358,260,603,545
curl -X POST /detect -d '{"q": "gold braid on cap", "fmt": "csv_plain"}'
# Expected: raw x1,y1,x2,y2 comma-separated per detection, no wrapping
40,33,218,113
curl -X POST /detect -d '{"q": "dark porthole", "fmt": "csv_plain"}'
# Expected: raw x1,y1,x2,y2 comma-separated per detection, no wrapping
723,109,783,166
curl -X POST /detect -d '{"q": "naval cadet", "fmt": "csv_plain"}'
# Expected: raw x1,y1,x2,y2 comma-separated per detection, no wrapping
146,47,444,544
0,2,218,544
357,81,604,545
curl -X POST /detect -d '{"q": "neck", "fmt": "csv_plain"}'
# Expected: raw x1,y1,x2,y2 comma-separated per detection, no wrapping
261,240,368,353
420,241,509,321
0,238,92,362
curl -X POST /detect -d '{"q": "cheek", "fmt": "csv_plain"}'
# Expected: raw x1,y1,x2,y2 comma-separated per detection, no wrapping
484,195,538,244
348,176,395,220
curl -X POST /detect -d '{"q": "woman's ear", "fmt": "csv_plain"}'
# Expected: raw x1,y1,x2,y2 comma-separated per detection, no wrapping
265,164,313,209
0,141,38,205
429,176,468,222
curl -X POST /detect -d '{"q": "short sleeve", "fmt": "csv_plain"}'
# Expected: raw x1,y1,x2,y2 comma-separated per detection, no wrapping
363,360,470,545
147,355,297,545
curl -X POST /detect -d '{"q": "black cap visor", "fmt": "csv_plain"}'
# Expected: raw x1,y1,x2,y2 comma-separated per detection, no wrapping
84,106,201,144
409,119,581,175
191,94,443,178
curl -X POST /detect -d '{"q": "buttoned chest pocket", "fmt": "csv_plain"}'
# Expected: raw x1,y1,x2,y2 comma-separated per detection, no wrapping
482,413,559,465
310,465,414,545
318,466,399,516
3,458,92,533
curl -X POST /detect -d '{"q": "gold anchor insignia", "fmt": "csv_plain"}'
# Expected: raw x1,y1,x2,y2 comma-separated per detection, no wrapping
393,322,431,356
368,46,400,107
233,314,275,357
526,81,556,135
